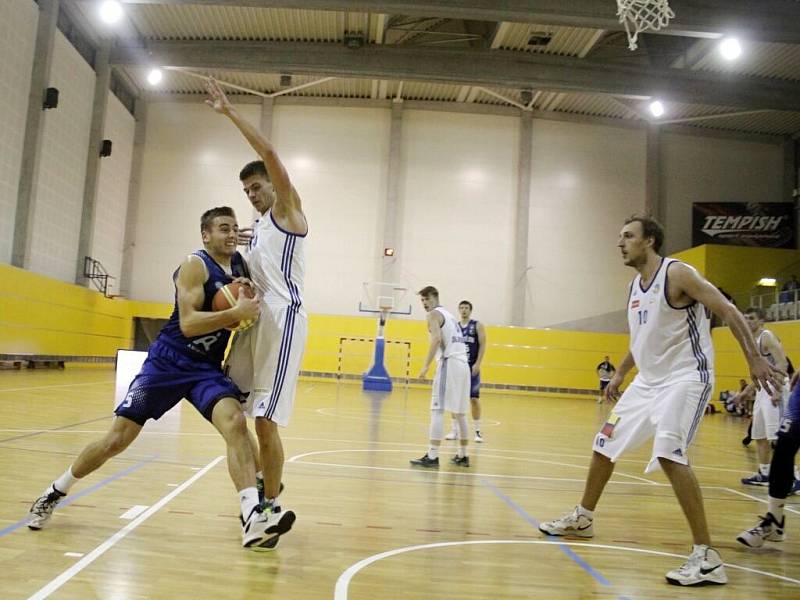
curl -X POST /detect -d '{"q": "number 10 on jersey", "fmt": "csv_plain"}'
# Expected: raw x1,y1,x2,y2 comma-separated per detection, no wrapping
638,309,648,325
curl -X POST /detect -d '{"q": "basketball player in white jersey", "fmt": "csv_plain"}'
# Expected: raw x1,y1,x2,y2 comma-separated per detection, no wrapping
411,286,471,468
539,216,781,586
206,79,307,545
740,307,788,486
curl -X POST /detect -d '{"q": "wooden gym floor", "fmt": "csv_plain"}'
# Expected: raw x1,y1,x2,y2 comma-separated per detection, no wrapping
0,368,798,599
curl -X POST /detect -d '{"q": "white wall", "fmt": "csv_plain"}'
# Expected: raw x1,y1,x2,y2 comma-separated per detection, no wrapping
91,93,136,295
661,132,786,253
129,102,390,308
127,101,789,326
27,31,95,282
527,120,646,327
399,110,518,324
129,102,260,302
0,0,38,264
272,105,389,316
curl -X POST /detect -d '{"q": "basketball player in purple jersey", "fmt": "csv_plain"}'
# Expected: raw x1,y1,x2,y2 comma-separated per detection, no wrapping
27,208,293,549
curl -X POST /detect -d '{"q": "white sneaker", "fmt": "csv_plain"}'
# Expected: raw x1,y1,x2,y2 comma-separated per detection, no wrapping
538,506,594,538
474,431,483,443
444,430,457,441
256,504,296,552
27,486,66,530
736,513,785,548
665,546,727,586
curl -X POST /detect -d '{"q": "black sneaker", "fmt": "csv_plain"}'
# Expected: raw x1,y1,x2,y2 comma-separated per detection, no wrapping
410,454,439,468
450,455,470,467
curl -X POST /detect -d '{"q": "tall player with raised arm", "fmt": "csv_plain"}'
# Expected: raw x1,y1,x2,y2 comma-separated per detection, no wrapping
206,79,306,548
538,216,782,586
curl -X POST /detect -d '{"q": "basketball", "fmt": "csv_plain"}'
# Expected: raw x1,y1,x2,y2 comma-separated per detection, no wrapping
212,282,256,331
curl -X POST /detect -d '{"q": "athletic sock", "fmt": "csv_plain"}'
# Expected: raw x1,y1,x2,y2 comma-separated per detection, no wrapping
457,446,466,458
428,446,439,460
577,505,594,519
474,420,482,433
53,466,79,494
759,464,771,477
239,487,259,521
768,496,785,523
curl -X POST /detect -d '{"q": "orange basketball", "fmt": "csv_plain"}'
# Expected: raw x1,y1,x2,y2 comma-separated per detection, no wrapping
212,282,256,331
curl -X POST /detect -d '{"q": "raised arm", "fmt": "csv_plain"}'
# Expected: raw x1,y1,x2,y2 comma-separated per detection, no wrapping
205,79,302,219
669,262,783,394
177,257,259,338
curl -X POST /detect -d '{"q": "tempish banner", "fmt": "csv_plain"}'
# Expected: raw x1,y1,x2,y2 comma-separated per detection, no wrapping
692,203,796,249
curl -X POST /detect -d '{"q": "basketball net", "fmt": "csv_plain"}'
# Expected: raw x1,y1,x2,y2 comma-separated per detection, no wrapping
616,0,675,51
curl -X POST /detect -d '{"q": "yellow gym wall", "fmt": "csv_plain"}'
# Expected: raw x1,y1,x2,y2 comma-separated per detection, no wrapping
0,263,628,392
10,244,800,394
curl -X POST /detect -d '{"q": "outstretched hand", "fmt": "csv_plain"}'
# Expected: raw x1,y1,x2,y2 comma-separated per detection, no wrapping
205,78,232,115
749,355,784,397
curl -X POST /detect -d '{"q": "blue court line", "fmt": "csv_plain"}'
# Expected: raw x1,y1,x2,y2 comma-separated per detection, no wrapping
481,479,632,600
0,415,112,444
0,455,157,538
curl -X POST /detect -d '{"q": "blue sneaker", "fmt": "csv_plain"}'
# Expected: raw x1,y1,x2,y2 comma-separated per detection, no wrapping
741,472,770,486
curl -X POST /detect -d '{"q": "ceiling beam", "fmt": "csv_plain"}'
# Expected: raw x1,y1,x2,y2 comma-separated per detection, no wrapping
111,41,800,111
114,0,800,43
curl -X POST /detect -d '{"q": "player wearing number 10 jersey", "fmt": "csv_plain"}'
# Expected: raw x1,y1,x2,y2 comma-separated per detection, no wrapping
538,216,781,587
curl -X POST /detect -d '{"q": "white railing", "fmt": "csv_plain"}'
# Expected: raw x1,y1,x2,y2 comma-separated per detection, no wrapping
749,289,800,321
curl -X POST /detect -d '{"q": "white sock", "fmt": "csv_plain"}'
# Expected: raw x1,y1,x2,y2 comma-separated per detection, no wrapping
794,465,799,481
768,495,785,522
577,504,594,519
428,446,440,460
759,463,771,477
239,487,259,520
692,544,709,555
457,445,467,458
53,466,79,494
474,419,482,433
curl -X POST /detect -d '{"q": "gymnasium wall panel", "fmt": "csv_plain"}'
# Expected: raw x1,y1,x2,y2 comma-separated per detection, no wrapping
527,119,646,328
27,32,95,282
0,0,38,264
398,109,518,325
271,105,390,316
661,133,785,253
91,94,135,296
129,102,262,301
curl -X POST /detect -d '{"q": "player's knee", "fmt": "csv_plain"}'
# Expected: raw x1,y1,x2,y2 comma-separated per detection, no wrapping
103,432,132,456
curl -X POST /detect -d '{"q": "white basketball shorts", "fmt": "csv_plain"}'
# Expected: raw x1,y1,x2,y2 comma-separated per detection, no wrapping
752,386,783,441
430,357,470,414
592,378,712,474
225,304,307,427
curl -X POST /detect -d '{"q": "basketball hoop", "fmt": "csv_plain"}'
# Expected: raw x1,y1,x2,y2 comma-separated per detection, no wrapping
616,0,675,51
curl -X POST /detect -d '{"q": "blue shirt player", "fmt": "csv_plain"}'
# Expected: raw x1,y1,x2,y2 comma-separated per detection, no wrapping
27,207,294,550
446,300,488,443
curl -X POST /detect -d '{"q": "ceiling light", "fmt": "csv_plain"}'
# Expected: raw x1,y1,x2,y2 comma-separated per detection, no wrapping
649,100,665,118
758,277,777,287
719,37,742,61
99,1,123,25
147,69,163,86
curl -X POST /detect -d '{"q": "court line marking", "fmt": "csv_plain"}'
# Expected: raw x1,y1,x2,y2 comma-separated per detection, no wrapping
288,449,658,485
119,505,148,520
26,455,224,600
0,456,157,538
723,487,800,516
315,407,502,427
334,540,800,599
482,478,623,597
0,381,110,393
63,553,83,558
